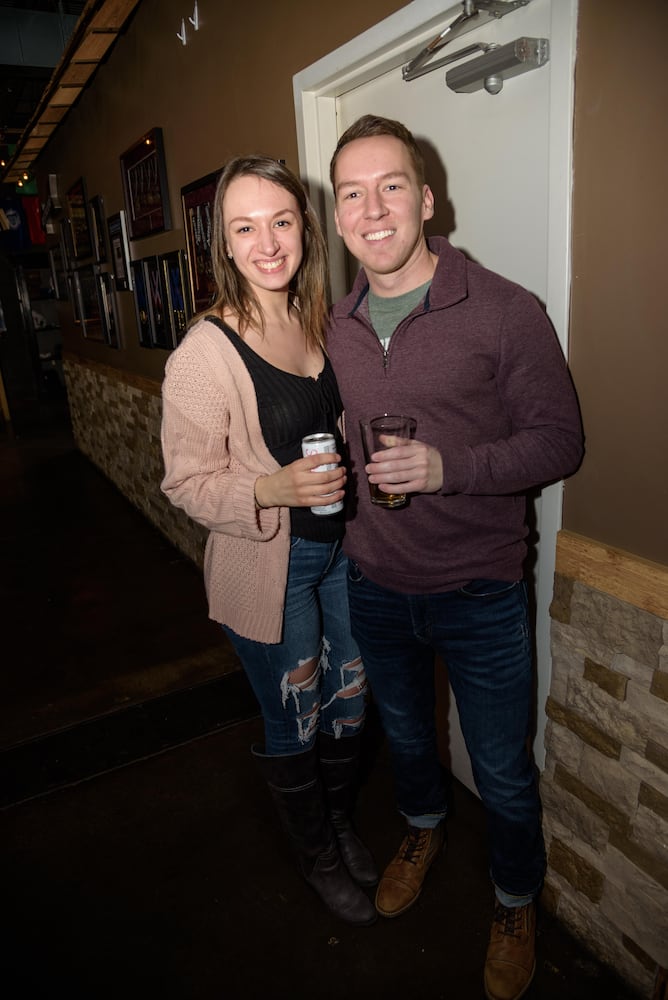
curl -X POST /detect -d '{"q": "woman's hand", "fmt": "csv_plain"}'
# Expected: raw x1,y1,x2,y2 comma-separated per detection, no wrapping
366,438,443,495
255,453,346,510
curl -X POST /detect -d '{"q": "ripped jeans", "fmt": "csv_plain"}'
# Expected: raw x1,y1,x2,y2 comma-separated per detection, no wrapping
223,537,367,756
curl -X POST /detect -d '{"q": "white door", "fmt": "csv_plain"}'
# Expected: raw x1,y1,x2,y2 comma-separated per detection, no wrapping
294,0,578,792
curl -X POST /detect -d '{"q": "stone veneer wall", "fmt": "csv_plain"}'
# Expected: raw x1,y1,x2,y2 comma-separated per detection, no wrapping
63,356,207,567
542,530,668,998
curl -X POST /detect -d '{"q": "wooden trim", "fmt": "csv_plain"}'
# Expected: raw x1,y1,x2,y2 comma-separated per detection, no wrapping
556,530,668,619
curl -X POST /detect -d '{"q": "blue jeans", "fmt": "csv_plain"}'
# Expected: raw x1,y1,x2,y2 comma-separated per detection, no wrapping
347,565,545,903
224,538,366,756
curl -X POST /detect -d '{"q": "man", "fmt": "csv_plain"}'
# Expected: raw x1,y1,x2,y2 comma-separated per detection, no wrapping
327,115,583,1000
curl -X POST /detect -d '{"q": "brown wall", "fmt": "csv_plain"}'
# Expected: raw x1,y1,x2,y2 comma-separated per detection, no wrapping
563,0,668,565
40,0,405,382
37,0,668,569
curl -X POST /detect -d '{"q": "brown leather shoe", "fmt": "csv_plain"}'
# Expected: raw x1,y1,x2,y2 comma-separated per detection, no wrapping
375,823,444,918
484,901,536,1000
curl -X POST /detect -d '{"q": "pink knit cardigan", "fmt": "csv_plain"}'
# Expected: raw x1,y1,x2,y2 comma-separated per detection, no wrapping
160,317,290,643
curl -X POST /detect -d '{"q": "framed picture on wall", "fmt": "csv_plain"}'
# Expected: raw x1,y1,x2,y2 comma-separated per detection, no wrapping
143,254,173,349
89,194,108,263
49,246,68,301
131,259,152,347
181,168,222,314
107,210,133,291
97,271,121,349
120,127,172,240
160,249,190,345
74,265,104,341
66,177,94,261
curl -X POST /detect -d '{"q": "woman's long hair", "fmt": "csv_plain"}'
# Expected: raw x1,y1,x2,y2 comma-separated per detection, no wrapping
209,156,329,351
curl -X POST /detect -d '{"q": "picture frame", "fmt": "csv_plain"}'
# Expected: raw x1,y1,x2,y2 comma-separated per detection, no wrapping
120,127,171,240
131,259,152,347
89,194,108,263
97,271,121,349
74,264,104,341
65,177,94,260
107,210,133,291
59,217,74,272
160,249,190,344
143,254,173,349
181,168,222,314
49,246,68,301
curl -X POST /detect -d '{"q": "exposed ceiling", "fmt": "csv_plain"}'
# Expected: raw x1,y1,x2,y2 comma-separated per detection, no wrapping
0,0,142,186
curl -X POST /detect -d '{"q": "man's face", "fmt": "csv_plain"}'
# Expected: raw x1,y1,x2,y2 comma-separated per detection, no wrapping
333,134,434,287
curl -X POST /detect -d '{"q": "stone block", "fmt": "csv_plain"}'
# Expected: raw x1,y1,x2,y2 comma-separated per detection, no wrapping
608,826,668,892
554,762,629,834
570,584,663,669
548,836,604,901
626,684,668,740
580,744,640,815
568,675,649,754
541,774,610,854
651,670,668,702
639,783,668,824
611,652,655,689
632,805,668,868
550,573,574,624
602,847,668,966
545,695,621,758
621,748,668,800
646,739,668,777
584,656,628,700
543,717,584,773
556,888,656,997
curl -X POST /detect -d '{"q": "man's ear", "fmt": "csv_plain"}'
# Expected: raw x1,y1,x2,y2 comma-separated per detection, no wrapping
422,185,435,222
333,207,343,238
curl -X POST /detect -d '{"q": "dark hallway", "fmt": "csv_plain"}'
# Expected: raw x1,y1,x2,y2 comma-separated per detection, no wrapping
1,402,642,999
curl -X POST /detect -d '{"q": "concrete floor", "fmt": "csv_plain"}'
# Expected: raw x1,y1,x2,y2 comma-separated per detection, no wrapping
1,398,641,999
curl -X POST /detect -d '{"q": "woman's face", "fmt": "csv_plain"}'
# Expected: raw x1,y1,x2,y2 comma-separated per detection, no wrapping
223,175,304,297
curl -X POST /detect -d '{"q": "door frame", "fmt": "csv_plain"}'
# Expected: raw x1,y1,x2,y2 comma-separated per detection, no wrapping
293,0,579,768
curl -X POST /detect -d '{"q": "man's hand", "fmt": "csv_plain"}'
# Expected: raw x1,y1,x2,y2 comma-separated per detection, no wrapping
365,438,443,495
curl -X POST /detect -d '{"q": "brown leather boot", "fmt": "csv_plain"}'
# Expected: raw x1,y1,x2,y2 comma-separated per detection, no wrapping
375,823,445,917
484,900,536,1000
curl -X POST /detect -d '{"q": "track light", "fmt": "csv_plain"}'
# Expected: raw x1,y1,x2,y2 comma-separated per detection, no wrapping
445,36,549,94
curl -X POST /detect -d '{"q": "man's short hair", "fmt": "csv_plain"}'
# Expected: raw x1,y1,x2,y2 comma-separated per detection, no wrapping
329,114,426,189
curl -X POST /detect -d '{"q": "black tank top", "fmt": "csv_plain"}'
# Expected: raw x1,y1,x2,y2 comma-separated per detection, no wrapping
208,316,345,541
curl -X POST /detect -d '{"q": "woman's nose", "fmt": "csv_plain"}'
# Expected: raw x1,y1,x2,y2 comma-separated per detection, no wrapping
257,225,279,255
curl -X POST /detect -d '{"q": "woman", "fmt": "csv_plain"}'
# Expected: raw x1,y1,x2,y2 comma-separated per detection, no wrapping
160,156,376,925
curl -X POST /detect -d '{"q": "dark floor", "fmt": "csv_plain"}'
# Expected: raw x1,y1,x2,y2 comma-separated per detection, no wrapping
0,397,641,999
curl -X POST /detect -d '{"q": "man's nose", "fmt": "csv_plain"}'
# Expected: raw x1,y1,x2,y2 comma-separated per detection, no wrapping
364,190,387,219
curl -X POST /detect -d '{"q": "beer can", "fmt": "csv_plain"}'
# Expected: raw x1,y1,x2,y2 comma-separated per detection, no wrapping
301,433,344,515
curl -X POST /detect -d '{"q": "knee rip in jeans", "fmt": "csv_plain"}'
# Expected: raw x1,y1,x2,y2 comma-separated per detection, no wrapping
281,656,321,745
320,648,367,738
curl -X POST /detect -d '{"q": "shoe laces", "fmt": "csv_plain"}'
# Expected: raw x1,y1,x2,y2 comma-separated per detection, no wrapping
400,827,431,865
493,902,526,938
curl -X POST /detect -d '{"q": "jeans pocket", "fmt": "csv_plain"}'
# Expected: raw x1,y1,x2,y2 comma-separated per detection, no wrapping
458,579,521,599
290,535,304,551
347,559,365,585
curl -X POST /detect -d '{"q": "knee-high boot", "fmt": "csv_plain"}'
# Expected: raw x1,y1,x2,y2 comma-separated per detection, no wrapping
252,744,376,926
318,731,379,888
